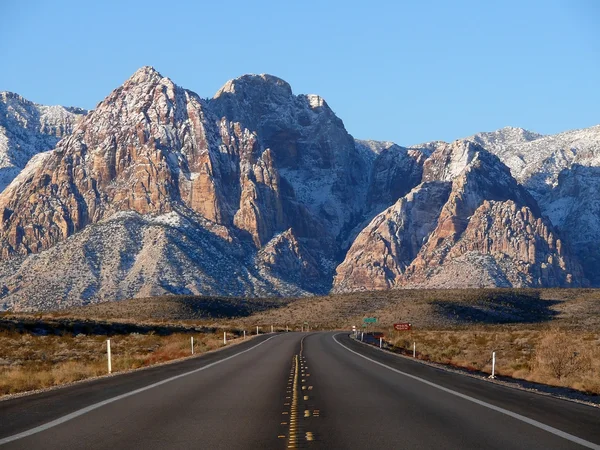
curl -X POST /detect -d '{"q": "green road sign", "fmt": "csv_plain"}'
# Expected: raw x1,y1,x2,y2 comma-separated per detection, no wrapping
363,317,377,323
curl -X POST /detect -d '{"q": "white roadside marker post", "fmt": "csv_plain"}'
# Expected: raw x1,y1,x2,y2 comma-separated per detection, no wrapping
379,337,382,349
490,351,496,379
224,332,227,345
286,325,289,332
191,336,194,355
107,339,112,374
243,330,246,340
413,342,416,358
256,326,259,336
271,325,274,333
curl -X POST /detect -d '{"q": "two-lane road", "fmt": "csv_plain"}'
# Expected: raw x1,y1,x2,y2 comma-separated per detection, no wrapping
0,332,598,449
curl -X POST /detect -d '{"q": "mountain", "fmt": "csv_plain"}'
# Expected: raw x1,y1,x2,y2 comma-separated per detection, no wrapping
333,141,583,291
0,92,86,192
410,125,600,287
466,125,600,195
0,68,596,310
465,126,600,286
0,67,380,310
0,211,318,311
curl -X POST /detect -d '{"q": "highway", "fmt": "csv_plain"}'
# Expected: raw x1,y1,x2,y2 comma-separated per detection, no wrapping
0,332,598,449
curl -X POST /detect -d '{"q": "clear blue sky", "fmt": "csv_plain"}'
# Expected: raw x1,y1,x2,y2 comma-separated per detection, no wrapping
1,0,598,145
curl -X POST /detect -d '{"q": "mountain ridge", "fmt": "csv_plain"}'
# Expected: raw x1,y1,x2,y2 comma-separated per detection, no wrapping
0,67,597,310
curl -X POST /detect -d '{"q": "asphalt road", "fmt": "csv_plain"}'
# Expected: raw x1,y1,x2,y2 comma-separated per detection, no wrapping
0,332,598,449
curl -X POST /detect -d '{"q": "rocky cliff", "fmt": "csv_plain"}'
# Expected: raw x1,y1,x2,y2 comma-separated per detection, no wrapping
0,68,595,310
333,141,583,292
461,126,600,286
0,68,374,309
0,92,86,192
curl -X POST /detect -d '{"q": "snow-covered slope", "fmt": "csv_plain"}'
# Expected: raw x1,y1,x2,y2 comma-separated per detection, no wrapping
0,92,86,192
467,125,600,196
0,68,598,310
0,68,369,309
467,127,543,159
412,124,600,286
0,211,314,311
463,125,600,285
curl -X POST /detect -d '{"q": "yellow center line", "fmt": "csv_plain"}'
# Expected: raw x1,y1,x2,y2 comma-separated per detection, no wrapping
287,354,300,449
285,336,311,448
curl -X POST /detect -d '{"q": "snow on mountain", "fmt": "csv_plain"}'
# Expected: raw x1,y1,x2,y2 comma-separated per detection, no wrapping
334,140,583,292
0,210,314,311
0,68,598,310
0,92,86,192
0,68,368,309
467,125,600,196
459,125,600,286
467,126,544,156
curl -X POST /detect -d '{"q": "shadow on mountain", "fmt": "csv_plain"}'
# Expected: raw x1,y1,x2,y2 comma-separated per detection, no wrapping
0,317,231,337
0,296,292,336
431,291,562,324
534,164,600,286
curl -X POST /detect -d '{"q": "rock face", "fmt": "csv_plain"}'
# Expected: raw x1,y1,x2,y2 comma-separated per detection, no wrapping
210,74,369,241
0,211,315,311
538,165,600,285
408,200,582,288
463,126,600,286
0,92,86,192
333,141,584,291
334,181,450,292
0,67,597,310
0,68,375,310
256,228,324,292
365,145,426,211
412,142,541,268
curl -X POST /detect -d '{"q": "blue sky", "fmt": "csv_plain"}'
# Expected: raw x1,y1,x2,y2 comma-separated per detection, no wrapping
1,0,598,145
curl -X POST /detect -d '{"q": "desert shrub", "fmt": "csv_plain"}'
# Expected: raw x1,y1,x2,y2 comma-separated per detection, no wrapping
534,330,592,380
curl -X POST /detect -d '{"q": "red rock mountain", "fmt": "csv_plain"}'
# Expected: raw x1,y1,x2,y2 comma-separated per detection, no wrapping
333,141,584,291
0,68,587,310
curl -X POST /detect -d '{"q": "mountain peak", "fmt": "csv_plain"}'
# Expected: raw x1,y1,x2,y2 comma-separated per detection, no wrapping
470,126,543,144
1,91,33,106
214,73,292,99
126,66,164,85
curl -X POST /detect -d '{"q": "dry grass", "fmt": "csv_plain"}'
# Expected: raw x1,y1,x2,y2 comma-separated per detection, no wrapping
3,288,600,397
240,288,600,330
54,295,290,322
0,330,230,396
386,327,600,395
9,288,599,331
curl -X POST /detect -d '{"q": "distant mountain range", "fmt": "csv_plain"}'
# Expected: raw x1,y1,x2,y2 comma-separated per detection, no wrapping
0,67,597,310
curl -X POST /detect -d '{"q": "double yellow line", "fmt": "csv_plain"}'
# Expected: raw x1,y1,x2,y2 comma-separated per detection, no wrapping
287,354,300,448
288,334,308,448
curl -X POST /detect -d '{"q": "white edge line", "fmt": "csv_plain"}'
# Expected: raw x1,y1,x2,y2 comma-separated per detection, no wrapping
0,335,279,446
333,333,600,450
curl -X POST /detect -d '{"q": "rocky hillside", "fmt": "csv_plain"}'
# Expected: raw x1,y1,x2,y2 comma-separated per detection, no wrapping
0,68,376,310
0,92,86,192
333,141,583,291
463,126,600,286
0,67,596,310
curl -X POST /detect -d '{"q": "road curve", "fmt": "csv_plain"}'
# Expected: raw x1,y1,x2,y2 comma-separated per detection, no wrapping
0,332,598,449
